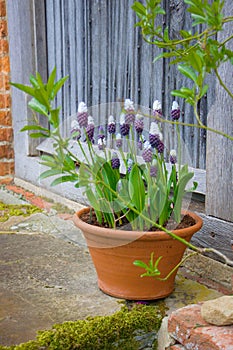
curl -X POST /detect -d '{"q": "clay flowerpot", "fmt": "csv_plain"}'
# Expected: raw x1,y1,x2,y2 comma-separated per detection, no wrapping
73,208,203,300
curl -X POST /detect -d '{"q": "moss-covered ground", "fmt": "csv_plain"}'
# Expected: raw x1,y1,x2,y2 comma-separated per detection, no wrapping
0,304,165,350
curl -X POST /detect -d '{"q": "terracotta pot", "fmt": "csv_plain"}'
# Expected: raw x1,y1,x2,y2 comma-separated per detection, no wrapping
73,208,203,300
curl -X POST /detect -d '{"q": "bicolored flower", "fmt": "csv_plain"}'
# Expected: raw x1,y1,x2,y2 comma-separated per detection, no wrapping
70,120,81,140
171,101,180,120
135,113,144,135
150,160,157,177
149,122,161,148
124,99,135,124
142,141,153,163
98,137,106,150
169,149,177,164
111,152,120,169
152,100,162,119
156,140,164,154
120,113,130,136
107,115,116,134
138,134,146,150
98,126,105,140
86,116,95,141
116,133,123,148
127,158,134,173
77,102,88,127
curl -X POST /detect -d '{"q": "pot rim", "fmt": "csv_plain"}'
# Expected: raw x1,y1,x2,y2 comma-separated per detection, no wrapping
74,207,203,242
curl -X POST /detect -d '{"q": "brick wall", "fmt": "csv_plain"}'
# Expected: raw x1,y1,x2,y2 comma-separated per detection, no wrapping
0,0,14,184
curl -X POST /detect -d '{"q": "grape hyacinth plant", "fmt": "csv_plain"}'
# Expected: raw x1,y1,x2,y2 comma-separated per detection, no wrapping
11,68,197,232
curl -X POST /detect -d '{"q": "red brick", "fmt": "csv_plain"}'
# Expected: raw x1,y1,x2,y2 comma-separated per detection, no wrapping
0,144,14,158
0,19,7,37
0,127,13,141
0,160,14,175
0,55,9,72
0,93,10,108
0,0,6,17
0,38,8,54
0,175,13,184
168,304,233,350
0,73,9,91
0,110,12,126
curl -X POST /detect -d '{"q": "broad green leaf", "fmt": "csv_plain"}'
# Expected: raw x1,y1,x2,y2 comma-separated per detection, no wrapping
10,82,37,98
39,169,63,179
52,75,69,100
47,67,57,99
131,1,146,16
20,125,49,132
29,132,50,138
49,108,60,128
173,171,194,223
178,65,198,83
28,98,48,116
29,75,40,89
129,164,145,212
199,84,209,98
50,175,77,187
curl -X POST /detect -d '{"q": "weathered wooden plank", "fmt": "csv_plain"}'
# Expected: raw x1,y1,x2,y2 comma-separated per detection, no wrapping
206,0,233,222
191,213,233,261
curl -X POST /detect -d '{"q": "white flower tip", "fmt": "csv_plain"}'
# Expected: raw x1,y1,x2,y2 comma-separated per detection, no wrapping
143,141,151,150
150,122,160,135
124,99,134,110
116,133,122,140
170,149,177,157
71,120,79,128
172,101,179,110
120,113,126,125
88,116,94,125
78,102,88,113
136,113,143,120
108,115,115,124
153,100,161,110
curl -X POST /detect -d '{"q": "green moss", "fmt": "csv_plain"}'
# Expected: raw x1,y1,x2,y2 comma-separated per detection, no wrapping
0,304,165,350
0,202,42,222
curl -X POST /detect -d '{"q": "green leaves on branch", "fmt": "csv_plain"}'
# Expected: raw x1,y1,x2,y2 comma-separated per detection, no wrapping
11,67,68,132
134,253,162,277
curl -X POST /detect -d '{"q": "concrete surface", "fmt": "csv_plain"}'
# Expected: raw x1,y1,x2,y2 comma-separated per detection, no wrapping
0,185,223,347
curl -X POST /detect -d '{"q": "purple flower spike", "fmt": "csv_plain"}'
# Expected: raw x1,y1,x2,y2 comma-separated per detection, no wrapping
149,122,160,148
70,120,81,140
98,137,106,150
170,149,177,164
86,116,95,140
124,99,135,124
142,141,153,163
135,114,144,135
98,126,105,140
156,140,164,154
127,158,134,173
120,113,130,136
150,165,157,177
171,101,180,120
152,100,162,119
111,152,120,169
116,133,122,148
107,115,116,134
77,102,88,127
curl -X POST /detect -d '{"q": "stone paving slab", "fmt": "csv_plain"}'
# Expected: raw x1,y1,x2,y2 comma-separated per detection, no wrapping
0,186,223,347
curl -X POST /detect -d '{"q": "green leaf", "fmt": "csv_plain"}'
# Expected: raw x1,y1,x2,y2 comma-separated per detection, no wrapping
29,75,40,89
39,169,63,180
178,65,198,83
10,82,37,98
47,67,57,99
129,164,145,212
131,1,146,16
29,132,50,138
199,84,209,98
28,98,48,116
49,108,60,128
52,75,69,100
20,125,49,133
50,175,77,187
173,171,194,223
